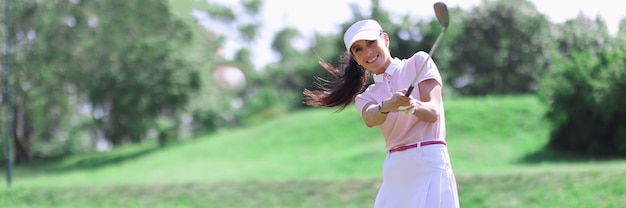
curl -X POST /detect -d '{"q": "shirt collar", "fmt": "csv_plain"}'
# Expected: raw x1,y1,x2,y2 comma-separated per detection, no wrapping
373,58,402,83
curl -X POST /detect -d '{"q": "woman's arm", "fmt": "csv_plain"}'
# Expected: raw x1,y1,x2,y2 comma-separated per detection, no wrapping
361,103,388,127
361,92,411,127
411,79,442,122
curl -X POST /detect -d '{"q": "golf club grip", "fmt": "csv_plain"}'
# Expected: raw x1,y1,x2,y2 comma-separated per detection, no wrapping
405,86,415,97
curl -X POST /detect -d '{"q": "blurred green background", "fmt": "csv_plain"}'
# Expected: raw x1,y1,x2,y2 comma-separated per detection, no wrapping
1,0,625,207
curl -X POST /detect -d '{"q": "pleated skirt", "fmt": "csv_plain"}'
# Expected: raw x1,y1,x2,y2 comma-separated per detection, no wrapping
374,144,460,208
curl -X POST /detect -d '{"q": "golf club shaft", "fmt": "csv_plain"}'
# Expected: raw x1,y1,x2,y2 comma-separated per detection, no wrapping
404,28,446,97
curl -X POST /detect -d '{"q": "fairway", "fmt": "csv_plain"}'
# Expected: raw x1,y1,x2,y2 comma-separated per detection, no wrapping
1,95,625,207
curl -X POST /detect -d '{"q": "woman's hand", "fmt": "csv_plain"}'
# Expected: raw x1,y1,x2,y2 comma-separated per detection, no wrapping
398,100,417,115
396,79,442,122
362,90,411,127
380,90,411,113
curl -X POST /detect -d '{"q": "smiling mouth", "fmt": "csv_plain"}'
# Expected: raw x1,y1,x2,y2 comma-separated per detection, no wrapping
366,55,378,64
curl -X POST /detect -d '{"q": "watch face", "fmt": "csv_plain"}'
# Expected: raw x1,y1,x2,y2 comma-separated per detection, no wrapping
379,103,389,114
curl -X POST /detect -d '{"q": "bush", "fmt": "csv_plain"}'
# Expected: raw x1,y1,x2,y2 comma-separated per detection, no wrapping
541,49,626,157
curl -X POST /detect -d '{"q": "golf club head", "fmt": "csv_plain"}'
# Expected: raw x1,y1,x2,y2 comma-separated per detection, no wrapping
433,2,449,29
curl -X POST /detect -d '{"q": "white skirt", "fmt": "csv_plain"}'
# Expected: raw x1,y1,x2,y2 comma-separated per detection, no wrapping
374,144,459,208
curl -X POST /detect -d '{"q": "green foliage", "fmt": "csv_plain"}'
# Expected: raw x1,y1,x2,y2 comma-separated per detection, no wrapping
0,0,200,160
541,13,626,157
241,0,263,15
541,49,626,157
0,1,91,160
554,14,613,57
258,26,340,113
204,2,236,22
71,0,198,145
271,27,302,61
412,7,467,85
238,86,295,126
448,0,553,95
237,23,259,42
180,0,266,133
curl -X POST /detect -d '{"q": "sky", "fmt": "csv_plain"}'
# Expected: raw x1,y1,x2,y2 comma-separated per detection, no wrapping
218,0,625,68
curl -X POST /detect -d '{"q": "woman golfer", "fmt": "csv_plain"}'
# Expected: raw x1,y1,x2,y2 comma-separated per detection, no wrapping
303,19,459,208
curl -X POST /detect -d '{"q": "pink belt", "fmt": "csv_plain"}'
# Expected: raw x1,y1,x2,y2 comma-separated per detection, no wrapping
388,140,446,153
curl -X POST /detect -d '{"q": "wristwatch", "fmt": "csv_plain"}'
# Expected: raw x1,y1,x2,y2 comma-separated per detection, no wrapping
378,102,389,114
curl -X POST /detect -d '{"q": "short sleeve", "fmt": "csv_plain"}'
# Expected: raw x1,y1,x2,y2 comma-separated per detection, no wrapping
413,51,443,86
354,92,374,116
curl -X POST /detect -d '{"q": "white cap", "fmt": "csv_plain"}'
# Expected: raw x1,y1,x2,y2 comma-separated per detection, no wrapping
343,19,383,52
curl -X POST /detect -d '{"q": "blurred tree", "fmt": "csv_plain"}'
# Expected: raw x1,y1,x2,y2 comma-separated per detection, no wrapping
294,32,345,108
0,0,199,161
410,7,467,97
271,27,301,62
1,1,83,161
71,0,199,146
619,18,626,37
187,0,265,131
554,14,613,57
541,49,626,157
540,13,626,157
246,26,320,124
447,0,553,95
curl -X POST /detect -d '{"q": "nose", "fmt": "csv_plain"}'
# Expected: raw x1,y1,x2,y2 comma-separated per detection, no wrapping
366,47,375,56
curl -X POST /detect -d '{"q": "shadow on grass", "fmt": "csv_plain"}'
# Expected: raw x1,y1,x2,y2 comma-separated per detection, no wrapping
15,144,162,175
520,146,622,164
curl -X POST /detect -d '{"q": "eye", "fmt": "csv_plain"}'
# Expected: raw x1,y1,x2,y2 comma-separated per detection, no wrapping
367,39,377,45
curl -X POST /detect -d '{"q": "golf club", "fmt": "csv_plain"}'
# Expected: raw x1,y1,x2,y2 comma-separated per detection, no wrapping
404,2,449,97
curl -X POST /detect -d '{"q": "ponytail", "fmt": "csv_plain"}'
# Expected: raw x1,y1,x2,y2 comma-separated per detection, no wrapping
303,51,370,111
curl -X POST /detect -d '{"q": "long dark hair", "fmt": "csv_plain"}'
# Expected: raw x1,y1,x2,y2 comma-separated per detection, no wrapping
303,51,371,111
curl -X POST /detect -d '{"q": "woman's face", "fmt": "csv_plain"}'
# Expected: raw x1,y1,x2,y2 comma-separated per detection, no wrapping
350,33,392,74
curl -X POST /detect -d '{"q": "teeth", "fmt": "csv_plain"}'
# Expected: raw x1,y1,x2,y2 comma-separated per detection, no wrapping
367,55,377,63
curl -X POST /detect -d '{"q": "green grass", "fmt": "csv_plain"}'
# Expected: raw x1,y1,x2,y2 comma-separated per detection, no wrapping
1,95,625,207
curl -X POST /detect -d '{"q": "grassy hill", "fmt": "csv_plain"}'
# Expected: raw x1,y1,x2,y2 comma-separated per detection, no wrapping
1,95,625,207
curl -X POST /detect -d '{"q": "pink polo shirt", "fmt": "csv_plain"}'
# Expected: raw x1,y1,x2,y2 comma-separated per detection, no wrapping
354,51,446,151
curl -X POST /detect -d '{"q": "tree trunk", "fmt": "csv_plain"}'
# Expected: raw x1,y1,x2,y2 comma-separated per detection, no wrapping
12,105,31,163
